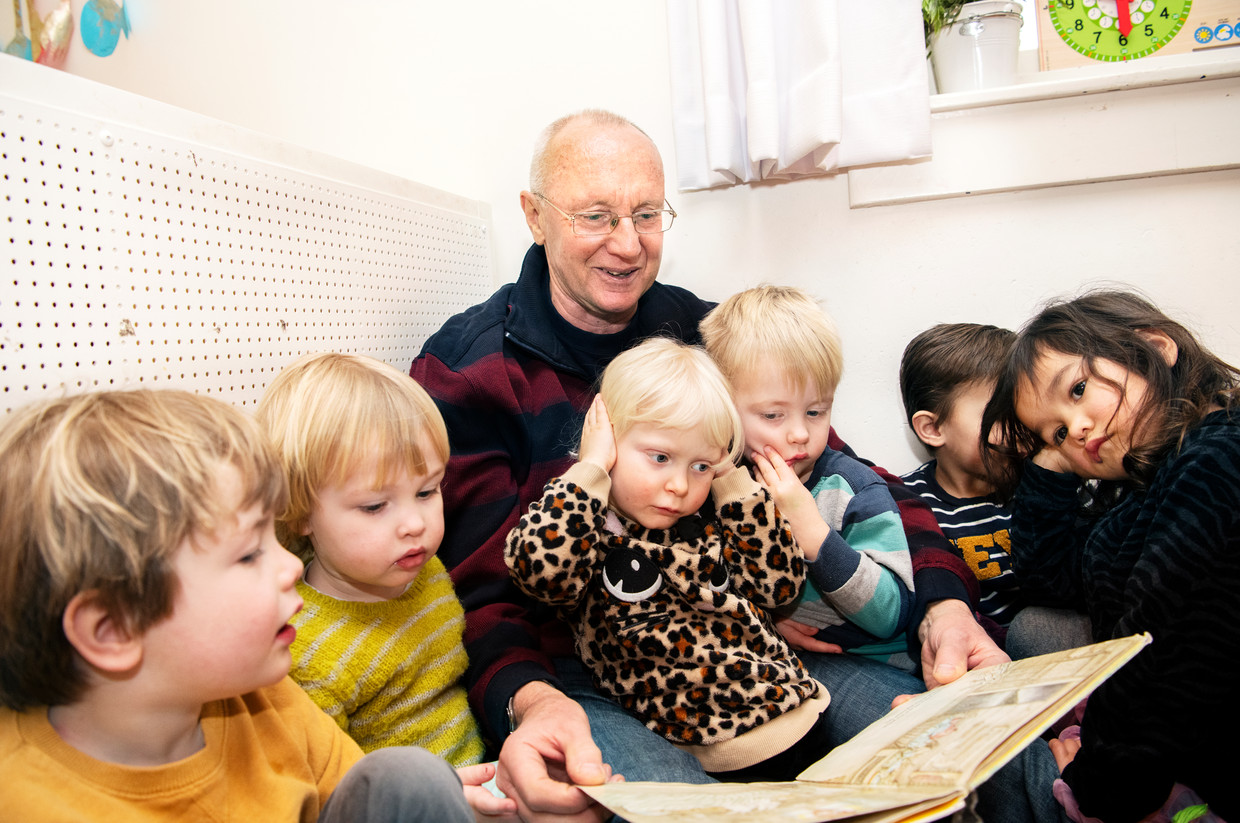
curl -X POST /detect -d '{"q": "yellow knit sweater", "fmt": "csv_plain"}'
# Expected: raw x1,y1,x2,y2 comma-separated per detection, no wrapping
290,556,484,764
1,677,362,822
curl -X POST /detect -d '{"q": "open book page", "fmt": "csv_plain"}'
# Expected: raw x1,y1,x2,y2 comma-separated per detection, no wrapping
797,633,1150,787
580,634,1150,823
581,782,963,823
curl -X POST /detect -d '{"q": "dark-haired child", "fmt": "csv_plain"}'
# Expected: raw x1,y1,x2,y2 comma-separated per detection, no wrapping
899,323,1026,635
981,290,1239,822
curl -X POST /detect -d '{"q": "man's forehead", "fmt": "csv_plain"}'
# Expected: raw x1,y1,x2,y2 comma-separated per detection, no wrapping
546,129,662,191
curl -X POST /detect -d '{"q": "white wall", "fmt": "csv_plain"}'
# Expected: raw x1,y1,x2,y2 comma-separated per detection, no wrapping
39,0,1240,473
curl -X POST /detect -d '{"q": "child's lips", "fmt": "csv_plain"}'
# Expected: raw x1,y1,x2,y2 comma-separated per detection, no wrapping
277,600,302,644
394,550,425,571
1086,436,1108,462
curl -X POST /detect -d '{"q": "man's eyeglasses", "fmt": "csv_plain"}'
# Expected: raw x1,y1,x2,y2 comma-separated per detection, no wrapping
534,193,676,236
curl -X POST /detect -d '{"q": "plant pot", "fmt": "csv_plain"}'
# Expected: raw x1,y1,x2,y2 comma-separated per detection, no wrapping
930,1,1023,93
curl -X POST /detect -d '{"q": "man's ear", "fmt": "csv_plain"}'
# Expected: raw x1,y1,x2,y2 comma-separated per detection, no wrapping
520,191,547,246
1137,328,1179,367
911,410,945,449
62,591,143,675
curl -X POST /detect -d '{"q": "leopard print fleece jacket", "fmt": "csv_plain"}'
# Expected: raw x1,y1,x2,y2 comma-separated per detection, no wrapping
505,460,820,746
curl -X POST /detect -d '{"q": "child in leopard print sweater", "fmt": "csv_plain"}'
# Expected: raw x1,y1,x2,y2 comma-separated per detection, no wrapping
504,337,831,782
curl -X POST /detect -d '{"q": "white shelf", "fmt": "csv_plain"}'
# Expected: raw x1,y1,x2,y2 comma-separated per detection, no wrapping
848,49,1240,207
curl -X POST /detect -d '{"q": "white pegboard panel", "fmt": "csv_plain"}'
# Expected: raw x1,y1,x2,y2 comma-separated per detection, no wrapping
1,56,494,415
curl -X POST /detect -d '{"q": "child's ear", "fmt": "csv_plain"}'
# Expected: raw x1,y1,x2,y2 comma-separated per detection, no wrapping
62,590,144,674
1137,328,1179,367
911,410,945,449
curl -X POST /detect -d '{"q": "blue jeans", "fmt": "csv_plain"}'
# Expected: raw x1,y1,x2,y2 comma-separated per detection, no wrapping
1006,607,1094,660
560,653,1066,823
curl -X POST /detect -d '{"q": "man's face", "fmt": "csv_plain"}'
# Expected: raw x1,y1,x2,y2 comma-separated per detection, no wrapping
523,122,665,334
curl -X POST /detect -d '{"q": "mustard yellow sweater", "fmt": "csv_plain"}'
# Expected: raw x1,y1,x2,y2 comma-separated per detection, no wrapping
290,556,484,764
0,677,362,822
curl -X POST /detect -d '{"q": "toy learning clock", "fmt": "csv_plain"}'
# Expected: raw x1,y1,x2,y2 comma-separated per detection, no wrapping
1047,0,1191,61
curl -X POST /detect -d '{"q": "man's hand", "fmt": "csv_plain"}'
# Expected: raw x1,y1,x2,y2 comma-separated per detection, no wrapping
494,682,622,823
456,762,519,822
917,598,1009,690
775,616,843,654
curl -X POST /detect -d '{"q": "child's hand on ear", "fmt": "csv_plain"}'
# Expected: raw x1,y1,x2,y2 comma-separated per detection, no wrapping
578,395,617,473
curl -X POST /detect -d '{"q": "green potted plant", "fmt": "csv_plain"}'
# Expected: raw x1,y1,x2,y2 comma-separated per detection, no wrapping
923,0,972,49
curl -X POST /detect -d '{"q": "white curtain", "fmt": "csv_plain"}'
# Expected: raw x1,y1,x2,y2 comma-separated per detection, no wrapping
667,0,932,192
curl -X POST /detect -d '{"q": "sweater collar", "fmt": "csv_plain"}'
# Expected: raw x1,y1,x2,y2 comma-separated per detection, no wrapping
503,244,644,382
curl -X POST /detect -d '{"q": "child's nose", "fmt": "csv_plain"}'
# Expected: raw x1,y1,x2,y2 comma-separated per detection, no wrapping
665,471,689,495
279,546,304,588
397,507,425,536
1069,410,1092,442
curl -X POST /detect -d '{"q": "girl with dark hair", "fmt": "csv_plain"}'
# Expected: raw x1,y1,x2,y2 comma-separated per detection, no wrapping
981,289,1239,823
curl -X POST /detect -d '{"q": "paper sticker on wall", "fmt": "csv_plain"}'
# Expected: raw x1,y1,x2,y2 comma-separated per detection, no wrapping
4,0,33,59
5,0,74,66
36,0,72,66
80,0,128,57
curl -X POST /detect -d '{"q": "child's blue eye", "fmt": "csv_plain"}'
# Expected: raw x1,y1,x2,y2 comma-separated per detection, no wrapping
691,462,712,473
650,453,669,465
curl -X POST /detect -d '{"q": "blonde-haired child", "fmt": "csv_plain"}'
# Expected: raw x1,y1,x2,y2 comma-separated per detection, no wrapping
0,389,477,822
701,285,916,668
505,337,830,782
256,353,485,767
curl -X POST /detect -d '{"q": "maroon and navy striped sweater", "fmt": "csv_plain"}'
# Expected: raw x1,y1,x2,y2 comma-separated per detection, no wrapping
411,244,978,746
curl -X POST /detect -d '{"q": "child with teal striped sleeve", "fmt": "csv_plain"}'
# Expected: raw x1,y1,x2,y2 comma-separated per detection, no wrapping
701,286,916,671
256,353,485,767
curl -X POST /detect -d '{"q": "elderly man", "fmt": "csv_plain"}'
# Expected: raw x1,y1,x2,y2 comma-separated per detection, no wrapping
411,110,1011,822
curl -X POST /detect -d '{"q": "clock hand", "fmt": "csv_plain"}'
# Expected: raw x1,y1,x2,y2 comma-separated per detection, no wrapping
1115,0,1133,37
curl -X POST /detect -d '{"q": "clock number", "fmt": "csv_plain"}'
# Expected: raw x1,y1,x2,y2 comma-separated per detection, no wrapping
1050,0,1191,62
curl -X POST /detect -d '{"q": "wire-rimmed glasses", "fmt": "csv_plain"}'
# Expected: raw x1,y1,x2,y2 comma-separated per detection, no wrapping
534,193,676,236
